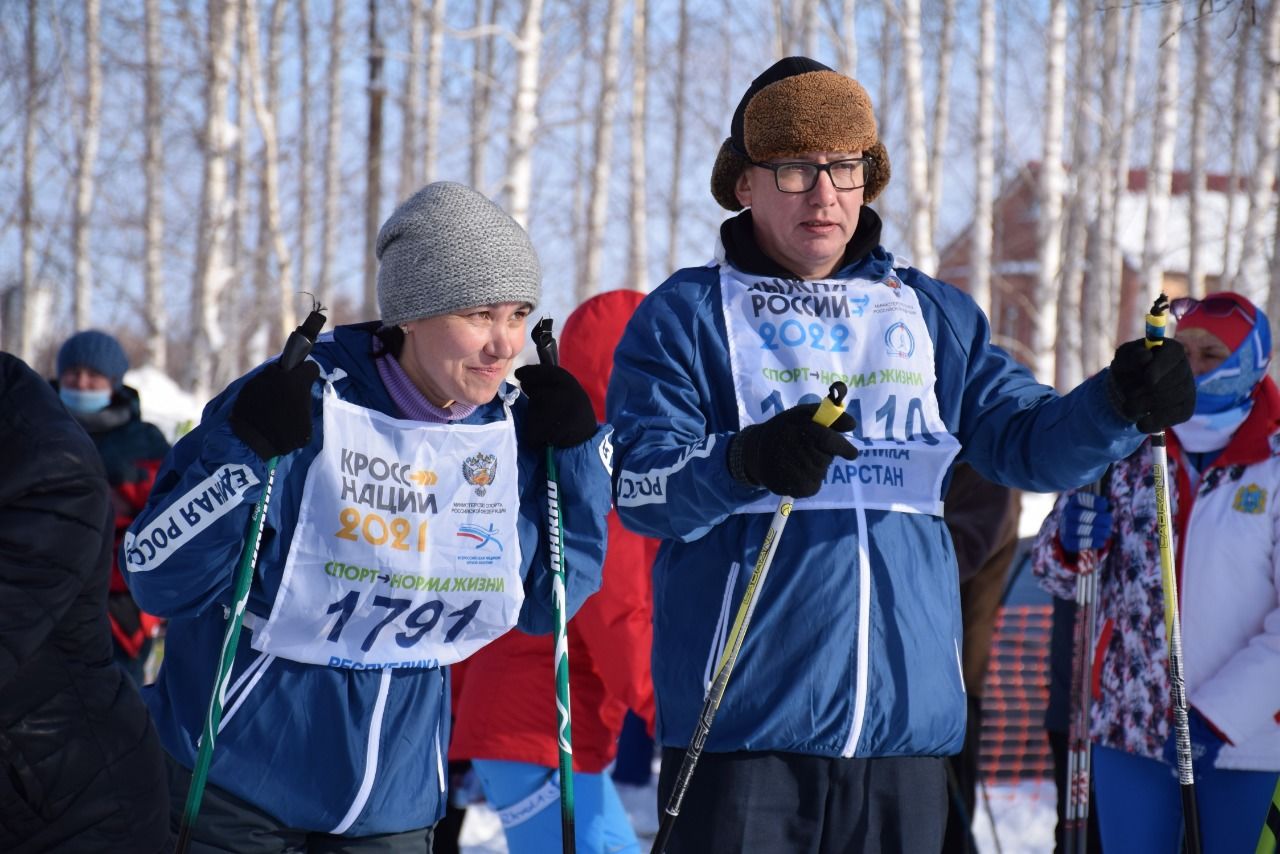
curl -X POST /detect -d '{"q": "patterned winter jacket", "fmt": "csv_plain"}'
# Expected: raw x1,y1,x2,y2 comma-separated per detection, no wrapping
1033,378,1280,771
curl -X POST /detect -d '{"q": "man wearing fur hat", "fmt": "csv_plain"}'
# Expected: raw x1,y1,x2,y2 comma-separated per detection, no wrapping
124,182,612,849
606,57,1196,851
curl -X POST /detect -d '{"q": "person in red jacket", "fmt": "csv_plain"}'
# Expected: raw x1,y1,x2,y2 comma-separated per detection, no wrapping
450,289,657,853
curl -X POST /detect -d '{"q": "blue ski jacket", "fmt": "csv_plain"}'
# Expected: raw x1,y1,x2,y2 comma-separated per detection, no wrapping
606,243,1143,760
123,322,612,835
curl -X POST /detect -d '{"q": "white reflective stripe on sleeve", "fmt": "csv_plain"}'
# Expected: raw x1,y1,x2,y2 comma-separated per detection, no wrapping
616,437,717,508
330,669,393,834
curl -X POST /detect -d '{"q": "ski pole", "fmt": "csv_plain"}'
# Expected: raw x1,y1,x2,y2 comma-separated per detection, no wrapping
1145,294,1202,854
1256,773,1280,854
1064,472,1108,854
653,382,848,854
531,317,576,854
176,302,327,854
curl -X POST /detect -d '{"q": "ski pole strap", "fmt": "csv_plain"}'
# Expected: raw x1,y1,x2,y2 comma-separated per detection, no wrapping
812,381,848,428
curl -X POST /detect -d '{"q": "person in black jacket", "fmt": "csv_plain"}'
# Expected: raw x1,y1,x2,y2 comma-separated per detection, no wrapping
55,330,171,684
0,351,169,853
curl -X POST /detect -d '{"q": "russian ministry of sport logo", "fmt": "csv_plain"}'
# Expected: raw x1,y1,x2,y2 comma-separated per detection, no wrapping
457,522,503,551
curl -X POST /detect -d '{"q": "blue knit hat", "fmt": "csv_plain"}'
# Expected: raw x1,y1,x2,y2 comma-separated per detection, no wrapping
57,330,129,389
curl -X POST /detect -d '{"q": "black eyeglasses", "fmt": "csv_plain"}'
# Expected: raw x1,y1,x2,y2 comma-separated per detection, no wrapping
749,157,871,193
1170,295,1255,324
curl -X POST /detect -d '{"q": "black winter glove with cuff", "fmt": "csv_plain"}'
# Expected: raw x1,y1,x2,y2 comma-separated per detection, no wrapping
229,360,321,460
727,403,860,498
514,363,598,449
1106,338,1196,434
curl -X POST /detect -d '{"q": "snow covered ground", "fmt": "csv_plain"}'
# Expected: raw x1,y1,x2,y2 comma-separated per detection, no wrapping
457,776,1058,853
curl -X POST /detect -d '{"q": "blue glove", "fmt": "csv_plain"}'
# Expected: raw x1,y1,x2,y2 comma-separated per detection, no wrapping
1162,707,1225,778
1059,492,1113,554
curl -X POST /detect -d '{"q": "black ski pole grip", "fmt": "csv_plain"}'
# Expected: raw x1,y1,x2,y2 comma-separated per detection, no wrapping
279,308,327,371
532,317,559,367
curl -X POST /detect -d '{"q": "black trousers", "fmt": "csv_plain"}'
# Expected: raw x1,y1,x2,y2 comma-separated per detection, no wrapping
166,753,435,853
657,748,947,853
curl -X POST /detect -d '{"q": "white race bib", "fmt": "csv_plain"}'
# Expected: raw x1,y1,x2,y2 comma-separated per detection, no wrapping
252,386,525,669
721,267,960,515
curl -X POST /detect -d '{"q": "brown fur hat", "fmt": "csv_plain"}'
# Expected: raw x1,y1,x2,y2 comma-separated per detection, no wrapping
710,58,891,211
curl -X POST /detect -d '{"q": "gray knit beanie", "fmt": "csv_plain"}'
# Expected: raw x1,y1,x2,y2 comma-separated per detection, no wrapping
57,329,129,389
376,181,541,325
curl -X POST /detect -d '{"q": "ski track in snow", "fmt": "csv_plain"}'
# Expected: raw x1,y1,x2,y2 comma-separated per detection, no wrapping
458,779,1057,853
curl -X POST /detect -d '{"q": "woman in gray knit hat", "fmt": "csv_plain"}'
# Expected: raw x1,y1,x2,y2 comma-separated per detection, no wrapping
121,182,611,850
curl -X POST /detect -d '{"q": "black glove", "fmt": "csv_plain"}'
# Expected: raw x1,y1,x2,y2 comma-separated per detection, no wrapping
229,360,320,460
514,363,598,449
727,403,859,498
1106,338,1195,433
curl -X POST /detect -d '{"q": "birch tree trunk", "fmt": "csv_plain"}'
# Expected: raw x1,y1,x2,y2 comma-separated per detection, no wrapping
900,0,935,272
190,0,241,395
926,0,955,247
1109,4,1140,344
838,0,857,75
665,0,688,273
297,0,313,299
1084,0,1119,372
144,0,167,368
969,0,995,315
1033,0,1067,383
18,0,38,362
1186,2,1210,298
72,0,102,331
1234,0,1279,305
627,0,648,292
247,0,295,352
319,0,343,309
1137,2,1181,320
399,0,424,200
1055,0,1096,391
468,0,498,190
505,0,544,228
365,0,386,317
422,0,445,184
581,0,623,301
1224,20,1250,279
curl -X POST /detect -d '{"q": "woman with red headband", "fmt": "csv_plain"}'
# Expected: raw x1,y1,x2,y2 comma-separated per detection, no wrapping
1033,291,1280,853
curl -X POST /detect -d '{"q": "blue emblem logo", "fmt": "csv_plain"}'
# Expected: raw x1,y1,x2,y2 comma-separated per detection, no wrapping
1233,483,1267,514
885,322,915,358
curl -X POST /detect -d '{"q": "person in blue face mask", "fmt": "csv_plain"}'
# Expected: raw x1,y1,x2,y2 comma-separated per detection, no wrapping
55,329,171,684
1034,291,1280,854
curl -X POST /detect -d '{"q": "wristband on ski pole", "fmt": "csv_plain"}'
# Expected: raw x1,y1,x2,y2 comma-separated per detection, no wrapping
531,317,576,854
176,298,327,854
654,382,847,853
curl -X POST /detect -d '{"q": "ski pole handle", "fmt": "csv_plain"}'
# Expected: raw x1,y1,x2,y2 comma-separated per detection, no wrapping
533,317,559,367
1145,294,1169,351
280,306,327,370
